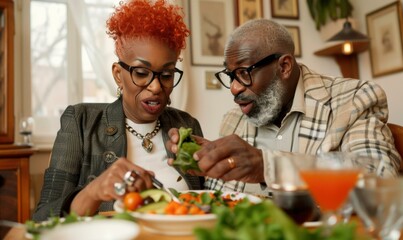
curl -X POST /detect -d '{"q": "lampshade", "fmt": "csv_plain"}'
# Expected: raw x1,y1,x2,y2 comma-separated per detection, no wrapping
327,19,369,55
327,19,369,42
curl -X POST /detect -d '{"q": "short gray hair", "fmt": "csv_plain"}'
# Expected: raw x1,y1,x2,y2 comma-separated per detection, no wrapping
225,19,295,58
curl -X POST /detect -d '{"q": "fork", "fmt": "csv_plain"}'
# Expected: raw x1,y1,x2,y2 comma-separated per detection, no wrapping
151,177,181,203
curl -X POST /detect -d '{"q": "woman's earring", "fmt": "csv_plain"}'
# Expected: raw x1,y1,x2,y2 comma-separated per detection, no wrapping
116,87,122,98
167,98,171,106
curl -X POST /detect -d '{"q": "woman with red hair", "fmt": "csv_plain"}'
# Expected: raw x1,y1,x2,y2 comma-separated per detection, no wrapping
33,0,203,221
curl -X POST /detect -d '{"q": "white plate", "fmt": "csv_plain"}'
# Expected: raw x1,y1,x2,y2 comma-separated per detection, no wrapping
39,219,140,240
114,190,262,235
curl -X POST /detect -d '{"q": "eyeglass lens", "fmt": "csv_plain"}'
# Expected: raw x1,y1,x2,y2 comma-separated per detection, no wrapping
130,67,181,88
215,53,282,89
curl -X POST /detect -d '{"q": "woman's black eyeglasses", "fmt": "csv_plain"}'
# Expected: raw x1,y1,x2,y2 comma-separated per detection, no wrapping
118,61,183,88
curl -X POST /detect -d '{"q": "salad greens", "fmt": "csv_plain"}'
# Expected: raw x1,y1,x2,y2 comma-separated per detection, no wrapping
172,127,201,173
194,199,367,240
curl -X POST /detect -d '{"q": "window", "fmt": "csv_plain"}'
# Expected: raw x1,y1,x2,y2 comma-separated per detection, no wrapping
26,0,116,146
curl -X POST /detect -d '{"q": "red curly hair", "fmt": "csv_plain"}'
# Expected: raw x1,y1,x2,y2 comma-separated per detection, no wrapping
106,0,189,58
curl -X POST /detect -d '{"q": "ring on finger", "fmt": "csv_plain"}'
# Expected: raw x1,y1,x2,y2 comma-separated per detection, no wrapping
123,170,136,186
227,157,236,169
114,182,126,196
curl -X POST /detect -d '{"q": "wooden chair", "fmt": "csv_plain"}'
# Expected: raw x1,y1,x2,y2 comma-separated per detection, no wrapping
387,123,403,174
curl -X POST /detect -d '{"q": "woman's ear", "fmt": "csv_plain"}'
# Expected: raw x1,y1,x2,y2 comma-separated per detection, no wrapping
112,62,123,87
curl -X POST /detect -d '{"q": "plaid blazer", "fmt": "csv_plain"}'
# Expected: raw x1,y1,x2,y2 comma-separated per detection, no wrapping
33,98,204,221
205,64,401,196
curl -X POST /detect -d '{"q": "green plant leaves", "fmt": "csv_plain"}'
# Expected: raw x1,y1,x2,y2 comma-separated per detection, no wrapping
306,0,353,30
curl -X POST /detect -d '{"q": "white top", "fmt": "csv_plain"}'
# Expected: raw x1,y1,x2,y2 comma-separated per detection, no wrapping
125,119,189,191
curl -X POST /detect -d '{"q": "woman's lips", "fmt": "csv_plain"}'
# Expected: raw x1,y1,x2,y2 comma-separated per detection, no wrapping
142,100,162,114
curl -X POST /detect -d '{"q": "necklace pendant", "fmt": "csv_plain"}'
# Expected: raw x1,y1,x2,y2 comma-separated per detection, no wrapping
142,138,153,153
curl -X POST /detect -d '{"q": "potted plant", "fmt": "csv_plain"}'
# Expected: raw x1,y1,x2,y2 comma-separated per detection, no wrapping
307,0,354,41
307,0,353,30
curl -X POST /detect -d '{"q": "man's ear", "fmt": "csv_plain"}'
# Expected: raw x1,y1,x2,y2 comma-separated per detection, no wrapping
278,54,293,78
112,62,123,87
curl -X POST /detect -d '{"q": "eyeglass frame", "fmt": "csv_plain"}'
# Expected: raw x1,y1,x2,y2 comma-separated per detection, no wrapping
118,61,183,88
215,53,283,89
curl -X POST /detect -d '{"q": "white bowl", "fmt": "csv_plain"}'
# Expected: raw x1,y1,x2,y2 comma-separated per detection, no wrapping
40,219,140,240
114,190,261,235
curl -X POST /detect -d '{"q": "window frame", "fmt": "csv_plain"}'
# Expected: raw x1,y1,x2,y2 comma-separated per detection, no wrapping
17,0,84,148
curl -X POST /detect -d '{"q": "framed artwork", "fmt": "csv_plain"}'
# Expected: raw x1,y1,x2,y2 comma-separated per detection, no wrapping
205,70,222,89
366,2,403,77
189,0,235,66
270,0,299,19
284,26,301,58
235,0,263,26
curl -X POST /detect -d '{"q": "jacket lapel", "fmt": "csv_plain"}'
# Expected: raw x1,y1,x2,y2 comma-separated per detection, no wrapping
298,64,331,154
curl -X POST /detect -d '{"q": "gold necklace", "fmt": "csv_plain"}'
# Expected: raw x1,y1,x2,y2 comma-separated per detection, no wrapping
125,120,161,153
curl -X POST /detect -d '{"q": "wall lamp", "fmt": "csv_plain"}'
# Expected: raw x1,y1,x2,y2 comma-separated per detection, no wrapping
327,18,369,55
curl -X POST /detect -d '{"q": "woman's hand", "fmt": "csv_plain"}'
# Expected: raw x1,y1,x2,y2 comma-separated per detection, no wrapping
70,158,154,215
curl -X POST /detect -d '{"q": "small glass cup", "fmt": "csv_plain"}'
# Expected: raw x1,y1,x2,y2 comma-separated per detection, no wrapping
270,154,320,225
351,176,403,240
19,116,34,146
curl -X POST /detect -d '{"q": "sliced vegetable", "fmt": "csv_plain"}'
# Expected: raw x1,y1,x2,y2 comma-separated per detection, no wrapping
136,201,169,214
140,189,172,202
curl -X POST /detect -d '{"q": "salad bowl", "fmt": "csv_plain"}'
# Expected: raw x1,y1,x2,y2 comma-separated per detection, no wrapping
114,190,262,235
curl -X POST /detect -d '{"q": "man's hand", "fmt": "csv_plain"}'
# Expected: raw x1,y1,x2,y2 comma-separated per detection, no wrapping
166,128,264,183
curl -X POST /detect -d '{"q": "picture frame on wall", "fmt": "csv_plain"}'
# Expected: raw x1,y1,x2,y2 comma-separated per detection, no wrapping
284,25,301,57
189,0,235,66
366,1,403,77
270,0,299,19
235,0,263,26
205,70,222,90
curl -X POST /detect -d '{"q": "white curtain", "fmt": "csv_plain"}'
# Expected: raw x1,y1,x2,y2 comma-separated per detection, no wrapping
67,0,189,110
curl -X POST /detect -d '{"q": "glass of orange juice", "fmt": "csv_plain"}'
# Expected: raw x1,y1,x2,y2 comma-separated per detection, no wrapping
292,152,377,234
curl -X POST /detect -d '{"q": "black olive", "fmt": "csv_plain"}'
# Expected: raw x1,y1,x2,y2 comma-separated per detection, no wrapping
142,196,155,205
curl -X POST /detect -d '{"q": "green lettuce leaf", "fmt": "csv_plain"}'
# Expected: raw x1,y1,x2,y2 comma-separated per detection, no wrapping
173,127,201,173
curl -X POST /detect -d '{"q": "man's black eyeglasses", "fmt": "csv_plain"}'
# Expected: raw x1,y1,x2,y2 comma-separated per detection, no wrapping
215,53,282,89
118,61,183,88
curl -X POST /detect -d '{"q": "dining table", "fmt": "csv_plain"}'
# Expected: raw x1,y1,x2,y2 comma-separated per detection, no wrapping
3,211,196,240
4,224,195,240
3,213,402,240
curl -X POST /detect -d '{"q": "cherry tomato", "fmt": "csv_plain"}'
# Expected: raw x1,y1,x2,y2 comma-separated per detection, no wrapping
123,192,143,211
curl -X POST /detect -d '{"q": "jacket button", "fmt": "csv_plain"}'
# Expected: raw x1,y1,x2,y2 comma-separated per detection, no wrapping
105,126,117,135
104,151,117,163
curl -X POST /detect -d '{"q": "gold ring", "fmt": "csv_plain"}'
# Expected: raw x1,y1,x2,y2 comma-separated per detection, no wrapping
227,157,236,169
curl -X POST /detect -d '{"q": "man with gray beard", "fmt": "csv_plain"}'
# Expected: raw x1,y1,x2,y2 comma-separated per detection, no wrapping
167,19,401,197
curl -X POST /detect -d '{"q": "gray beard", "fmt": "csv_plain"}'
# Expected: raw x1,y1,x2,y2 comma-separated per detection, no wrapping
246,75,285,127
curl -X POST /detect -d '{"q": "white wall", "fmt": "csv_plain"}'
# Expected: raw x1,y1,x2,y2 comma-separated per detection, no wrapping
354,0,403,126
182,0,403,140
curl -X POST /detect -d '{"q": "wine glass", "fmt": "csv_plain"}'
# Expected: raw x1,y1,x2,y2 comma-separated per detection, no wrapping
19,116,34,146
291,152,365,234
350,176,403,240
269,154,320,225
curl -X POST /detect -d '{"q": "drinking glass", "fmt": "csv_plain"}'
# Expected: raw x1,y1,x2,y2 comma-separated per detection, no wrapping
350,176,403,240
19,116,34,146
270,154,320,225
291,152,364,233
